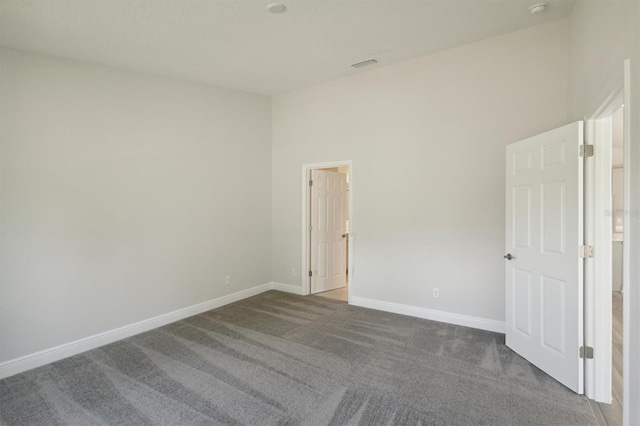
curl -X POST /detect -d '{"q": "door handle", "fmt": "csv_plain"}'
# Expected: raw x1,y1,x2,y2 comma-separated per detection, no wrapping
342,234,348,238
504,253,515,260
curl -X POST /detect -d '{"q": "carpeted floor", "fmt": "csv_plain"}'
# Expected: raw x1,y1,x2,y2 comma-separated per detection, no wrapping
1,291,597,425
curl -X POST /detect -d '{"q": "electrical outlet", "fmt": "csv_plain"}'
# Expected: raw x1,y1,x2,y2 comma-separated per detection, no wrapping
433,288,440,298
290,268,296,276
225,275,231,285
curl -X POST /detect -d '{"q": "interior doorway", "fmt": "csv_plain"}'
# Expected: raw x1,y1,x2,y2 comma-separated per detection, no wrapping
583,60,633,426
302,162,352,303
592,105,625,426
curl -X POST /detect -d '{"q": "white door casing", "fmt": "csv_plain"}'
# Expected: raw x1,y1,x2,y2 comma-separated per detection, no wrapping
505,122,584,393
310,170,347,293
586,116,613,402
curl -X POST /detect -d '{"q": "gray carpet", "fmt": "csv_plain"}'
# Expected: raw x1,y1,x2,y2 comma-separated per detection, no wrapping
1,291,597,425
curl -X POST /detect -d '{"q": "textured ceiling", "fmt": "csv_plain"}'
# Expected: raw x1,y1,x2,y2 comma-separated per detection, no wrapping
0,0,575,95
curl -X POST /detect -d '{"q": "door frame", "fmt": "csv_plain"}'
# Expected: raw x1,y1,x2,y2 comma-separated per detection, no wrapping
585,113,614,403
301,160,353,301
586,59,630,413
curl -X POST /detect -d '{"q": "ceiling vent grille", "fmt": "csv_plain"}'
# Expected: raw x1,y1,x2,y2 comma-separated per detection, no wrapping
351,59,378,69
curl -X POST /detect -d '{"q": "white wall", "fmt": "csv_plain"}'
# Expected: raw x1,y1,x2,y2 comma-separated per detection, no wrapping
568,2,638,121
272,20,569,322
0,49,272,363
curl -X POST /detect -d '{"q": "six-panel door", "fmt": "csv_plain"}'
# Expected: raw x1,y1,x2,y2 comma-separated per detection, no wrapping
310,170,347,294
505,122,584,393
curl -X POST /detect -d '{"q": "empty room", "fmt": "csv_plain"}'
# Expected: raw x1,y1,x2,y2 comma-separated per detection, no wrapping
1,1,639,425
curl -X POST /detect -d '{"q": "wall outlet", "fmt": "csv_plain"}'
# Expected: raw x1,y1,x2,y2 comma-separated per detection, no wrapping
433,288,440,298
225,275,231,285
290,268,296,276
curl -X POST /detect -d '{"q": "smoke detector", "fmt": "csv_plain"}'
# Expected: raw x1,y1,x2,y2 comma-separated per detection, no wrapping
529,3,547,14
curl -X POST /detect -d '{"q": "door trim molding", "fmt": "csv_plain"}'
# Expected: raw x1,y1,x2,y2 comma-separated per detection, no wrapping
350,296,505,333
621,59,631,426
301,160,353,301
585,116,613,402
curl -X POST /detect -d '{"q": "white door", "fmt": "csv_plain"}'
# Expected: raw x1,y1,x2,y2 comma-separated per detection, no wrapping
310,170,347,293
505,122,584,392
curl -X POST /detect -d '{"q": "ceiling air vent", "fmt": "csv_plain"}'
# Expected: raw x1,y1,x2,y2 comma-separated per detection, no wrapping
351,59,378,69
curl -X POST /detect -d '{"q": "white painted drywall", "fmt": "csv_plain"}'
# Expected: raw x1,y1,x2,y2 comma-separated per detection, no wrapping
0,49,272,363
272,20,569,322
568,2,640,423
568,2,638,121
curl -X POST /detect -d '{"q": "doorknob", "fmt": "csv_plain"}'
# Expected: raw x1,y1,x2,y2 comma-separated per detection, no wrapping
342,233,348,238
504,253,515,260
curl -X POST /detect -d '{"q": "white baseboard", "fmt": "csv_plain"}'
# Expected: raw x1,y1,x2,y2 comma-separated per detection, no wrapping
270,282,305,295
350,296,505,334
0,283,503,380
0,282,274,380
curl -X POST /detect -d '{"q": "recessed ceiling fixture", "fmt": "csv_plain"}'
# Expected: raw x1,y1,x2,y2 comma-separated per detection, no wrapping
351,59,378,69
267,3,286,14
528,3,547,14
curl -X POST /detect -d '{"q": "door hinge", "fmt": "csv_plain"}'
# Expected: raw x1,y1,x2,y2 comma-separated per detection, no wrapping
580,346,594,359
579,245,594,258
309,179,313,186
580,145,594,158
308,270,313,277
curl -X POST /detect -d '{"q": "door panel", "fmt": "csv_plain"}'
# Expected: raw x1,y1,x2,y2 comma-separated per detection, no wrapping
513,186,532,249
541,275,566,355
541,182,565,254
512,268,533,337
311,170,347,293
505,122,584,393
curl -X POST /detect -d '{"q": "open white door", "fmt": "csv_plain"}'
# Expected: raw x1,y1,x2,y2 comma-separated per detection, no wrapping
505,122,584,393
310,170,347,294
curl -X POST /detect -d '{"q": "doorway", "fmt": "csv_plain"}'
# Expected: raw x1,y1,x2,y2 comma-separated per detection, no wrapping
302,161,352,303
503,111,626,406
577,60,634,426
591,105,625,426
